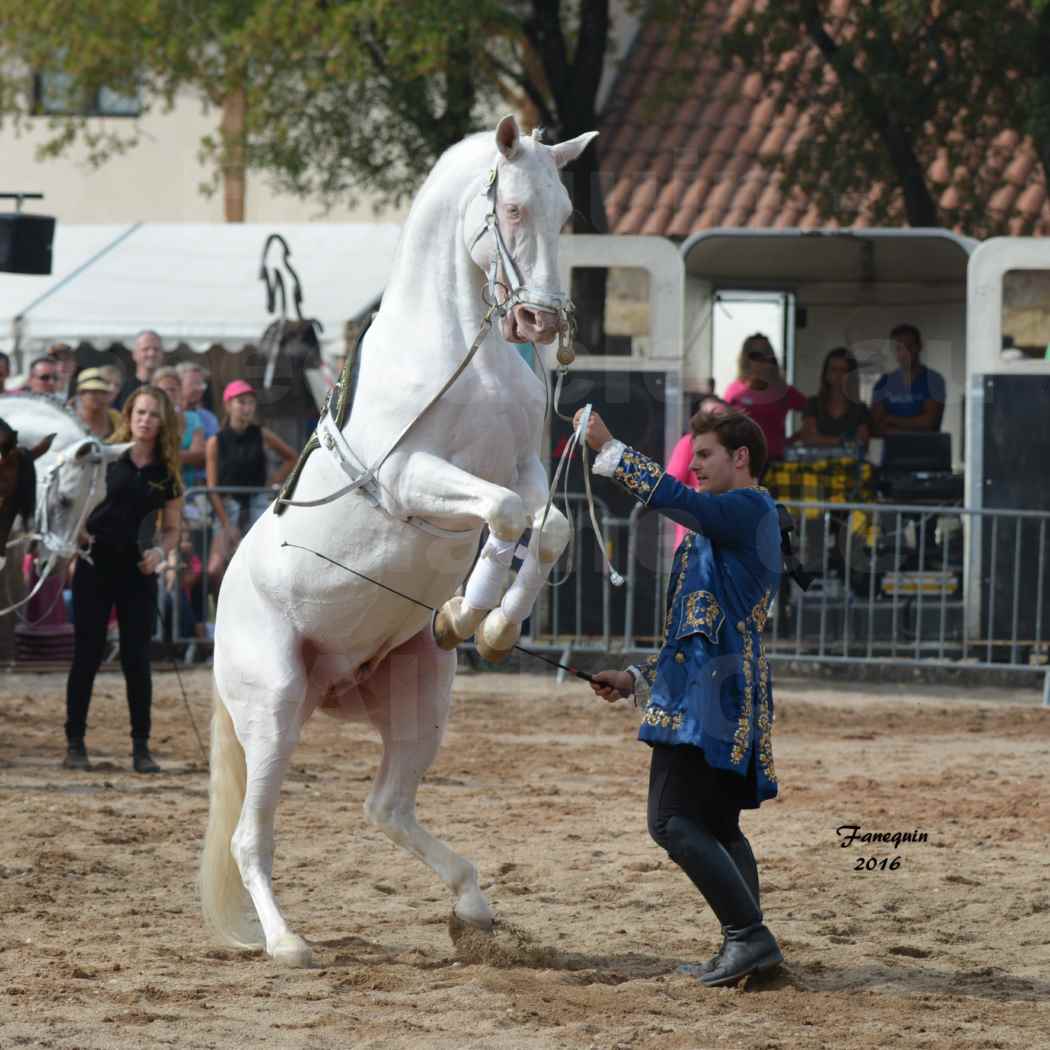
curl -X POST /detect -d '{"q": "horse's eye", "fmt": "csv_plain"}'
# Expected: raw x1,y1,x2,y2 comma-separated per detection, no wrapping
59,495,73,510
505,204,521,219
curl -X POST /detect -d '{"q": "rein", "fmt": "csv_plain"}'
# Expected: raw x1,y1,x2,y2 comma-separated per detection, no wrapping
276,302,499,521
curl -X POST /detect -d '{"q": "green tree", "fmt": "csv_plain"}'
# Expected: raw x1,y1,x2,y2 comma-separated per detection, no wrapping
0,1,690,217
0,0,697,346
714,0,1046,236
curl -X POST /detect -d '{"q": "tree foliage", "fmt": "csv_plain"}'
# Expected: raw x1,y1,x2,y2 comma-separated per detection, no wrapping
0,0,693,219
714,0,1049,235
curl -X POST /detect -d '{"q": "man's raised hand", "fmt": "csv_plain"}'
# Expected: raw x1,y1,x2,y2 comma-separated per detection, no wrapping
572,407,614,452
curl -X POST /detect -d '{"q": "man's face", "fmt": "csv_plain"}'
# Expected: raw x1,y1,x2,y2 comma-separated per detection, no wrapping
78,390,107,414
181,369,205,406
0,358,9,383
52,352,76,377
29,363,60,395
690,432,740,494
133,334,163,373
894,331,920,370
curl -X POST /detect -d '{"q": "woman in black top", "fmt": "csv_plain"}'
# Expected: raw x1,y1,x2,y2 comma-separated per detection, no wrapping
64,386,183,773
798,347,871,447
205,380,296,584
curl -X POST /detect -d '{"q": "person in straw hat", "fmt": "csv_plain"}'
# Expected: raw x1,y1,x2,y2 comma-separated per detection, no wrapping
72,368,123,439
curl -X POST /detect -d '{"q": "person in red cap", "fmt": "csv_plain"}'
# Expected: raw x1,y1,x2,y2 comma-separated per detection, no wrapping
205,380,297,587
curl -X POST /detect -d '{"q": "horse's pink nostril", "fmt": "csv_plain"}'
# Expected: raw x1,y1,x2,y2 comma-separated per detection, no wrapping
515,305,557,331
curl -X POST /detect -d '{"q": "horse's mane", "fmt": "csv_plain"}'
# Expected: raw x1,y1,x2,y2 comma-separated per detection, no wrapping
1,392,92,439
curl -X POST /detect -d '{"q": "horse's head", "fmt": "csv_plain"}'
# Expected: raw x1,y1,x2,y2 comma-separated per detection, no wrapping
464,115,597,347
37,438,133,561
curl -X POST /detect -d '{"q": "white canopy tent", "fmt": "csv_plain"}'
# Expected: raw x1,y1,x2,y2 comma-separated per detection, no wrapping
0,222,403,363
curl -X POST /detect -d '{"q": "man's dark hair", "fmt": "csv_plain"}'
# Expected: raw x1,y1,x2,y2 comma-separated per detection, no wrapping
690,407,768,478
0,351,10,370
890,323,922,349
29,356,54,376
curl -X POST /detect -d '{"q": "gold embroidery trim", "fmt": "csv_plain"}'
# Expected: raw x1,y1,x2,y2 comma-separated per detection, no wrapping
641,704,684,732
639,652,658,686
730,620,754,766
757,646,777,784
751,588,773,634
663,542,690,636
614,448,664,504
680,590,723,640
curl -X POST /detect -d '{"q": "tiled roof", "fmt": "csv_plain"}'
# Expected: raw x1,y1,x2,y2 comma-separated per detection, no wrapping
599,9,1050,238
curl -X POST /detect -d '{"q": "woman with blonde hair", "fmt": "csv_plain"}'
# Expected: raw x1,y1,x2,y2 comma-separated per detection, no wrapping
63,386,184,774
723,333,807,466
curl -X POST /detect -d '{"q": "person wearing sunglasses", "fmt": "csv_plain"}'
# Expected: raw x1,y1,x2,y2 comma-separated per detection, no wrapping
722,334,808,470
26,356,64,402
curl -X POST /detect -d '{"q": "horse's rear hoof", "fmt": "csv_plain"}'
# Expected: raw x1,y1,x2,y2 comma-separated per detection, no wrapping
270,933,313,967
449,908,494,945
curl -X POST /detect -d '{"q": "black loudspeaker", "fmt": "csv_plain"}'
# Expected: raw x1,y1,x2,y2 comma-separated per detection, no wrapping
0,213,56,274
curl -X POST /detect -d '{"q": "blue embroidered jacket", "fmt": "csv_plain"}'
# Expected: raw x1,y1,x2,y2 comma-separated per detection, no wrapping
609,445,782,807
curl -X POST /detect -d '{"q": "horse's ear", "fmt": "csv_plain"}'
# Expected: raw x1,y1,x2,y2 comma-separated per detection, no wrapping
495,114,521,161
551,130,599,170
30,433,56,460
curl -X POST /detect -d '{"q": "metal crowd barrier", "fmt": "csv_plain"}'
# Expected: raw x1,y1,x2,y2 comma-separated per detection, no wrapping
170,487,1050,704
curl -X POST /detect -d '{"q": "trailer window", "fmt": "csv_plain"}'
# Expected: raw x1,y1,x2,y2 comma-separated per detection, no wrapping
1001,270,1050,364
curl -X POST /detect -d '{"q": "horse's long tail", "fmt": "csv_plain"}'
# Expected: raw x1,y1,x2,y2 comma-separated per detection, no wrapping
199,682,260,947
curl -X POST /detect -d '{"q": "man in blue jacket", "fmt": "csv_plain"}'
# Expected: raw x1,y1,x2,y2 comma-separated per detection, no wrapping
579,405,784,988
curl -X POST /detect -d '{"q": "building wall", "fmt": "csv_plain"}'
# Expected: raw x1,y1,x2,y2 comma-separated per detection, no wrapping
0,92,407,225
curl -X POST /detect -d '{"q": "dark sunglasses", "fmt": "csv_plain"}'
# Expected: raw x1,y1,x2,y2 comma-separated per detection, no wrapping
34,372,58,381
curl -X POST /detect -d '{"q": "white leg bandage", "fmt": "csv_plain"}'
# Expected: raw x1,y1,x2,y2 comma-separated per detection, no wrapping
463,534,519,612
499,545,548,624
498,512,570,624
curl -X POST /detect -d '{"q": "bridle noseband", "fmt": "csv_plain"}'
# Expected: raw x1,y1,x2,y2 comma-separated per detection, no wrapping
38,441,105,561
468,164,577,365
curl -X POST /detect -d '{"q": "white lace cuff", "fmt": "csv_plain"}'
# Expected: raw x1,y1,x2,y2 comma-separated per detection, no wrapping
626,665,650,709
592,439,626,477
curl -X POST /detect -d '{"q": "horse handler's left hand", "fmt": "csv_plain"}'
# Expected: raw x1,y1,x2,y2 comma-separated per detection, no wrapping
573,407,613,451
589,669,634,703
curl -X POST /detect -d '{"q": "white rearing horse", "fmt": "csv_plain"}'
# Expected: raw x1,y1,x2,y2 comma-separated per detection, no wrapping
201,116,597,966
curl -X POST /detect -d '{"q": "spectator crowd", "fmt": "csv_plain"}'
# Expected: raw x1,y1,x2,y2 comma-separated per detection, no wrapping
0,330,301,774
668,322,946,490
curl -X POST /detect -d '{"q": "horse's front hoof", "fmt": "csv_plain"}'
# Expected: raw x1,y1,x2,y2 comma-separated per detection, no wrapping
433,602,466,650
475,635,514,663
475,609,519,663
270,933,313,968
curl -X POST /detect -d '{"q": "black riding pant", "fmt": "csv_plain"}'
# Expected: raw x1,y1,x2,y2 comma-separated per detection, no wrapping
65,548,157,742
647,743,763,927
647,743,750,848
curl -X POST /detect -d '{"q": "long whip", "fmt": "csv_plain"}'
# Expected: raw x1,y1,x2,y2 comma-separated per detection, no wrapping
279,541,596,683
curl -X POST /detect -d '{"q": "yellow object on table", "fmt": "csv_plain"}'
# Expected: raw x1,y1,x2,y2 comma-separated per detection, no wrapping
764,458,877,545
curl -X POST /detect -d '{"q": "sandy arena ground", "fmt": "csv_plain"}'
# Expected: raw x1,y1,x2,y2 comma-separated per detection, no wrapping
1,666,1048,1050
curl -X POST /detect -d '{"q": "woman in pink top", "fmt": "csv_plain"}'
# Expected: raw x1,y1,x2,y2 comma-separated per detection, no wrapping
723,334,807,465
665,395,727,549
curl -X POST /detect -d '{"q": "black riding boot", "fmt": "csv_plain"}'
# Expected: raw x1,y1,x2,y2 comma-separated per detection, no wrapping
132,738,160,774
664,816,781,987
62,738,91,771
683,834,763,976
